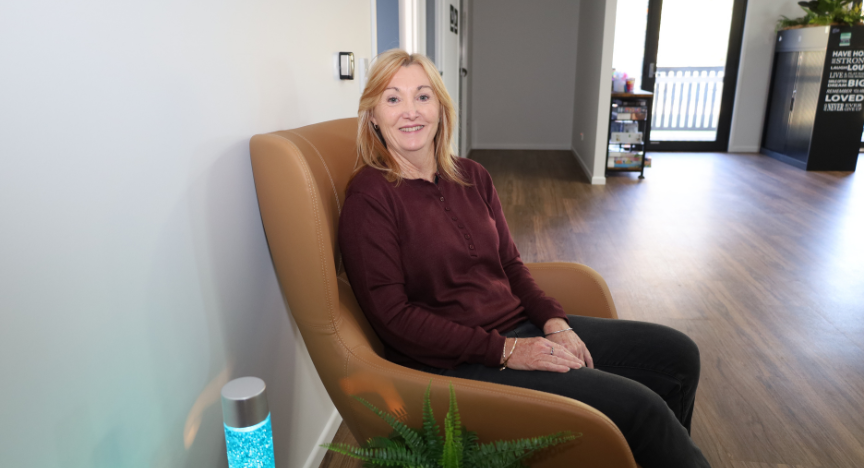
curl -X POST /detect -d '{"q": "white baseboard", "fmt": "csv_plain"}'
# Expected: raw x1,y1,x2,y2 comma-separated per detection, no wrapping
302,408,343,468
471,142,572,151
571,147,606,185
727,145,760,153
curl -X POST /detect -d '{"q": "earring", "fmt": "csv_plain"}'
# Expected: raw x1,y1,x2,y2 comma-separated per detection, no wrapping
373,124,379,130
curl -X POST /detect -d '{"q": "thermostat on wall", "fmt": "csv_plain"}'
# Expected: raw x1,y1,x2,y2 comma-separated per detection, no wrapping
339,52,355,80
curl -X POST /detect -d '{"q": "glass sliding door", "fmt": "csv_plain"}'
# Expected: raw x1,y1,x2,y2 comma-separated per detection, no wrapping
640,0,748,151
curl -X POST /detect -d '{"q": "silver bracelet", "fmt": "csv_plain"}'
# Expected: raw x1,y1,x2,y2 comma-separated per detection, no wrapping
544,327,573,337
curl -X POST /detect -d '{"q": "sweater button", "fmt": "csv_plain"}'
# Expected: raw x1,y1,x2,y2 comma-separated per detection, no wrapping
458,223,464,228
469,245,475,250
439,197,445,201
451,216,457,221
464,234,470,239
445,207,451,211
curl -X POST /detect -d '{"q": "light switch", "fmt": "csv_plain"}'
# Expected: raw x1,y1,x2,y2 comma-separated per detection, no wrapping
339,52,355,80
358,58,369,91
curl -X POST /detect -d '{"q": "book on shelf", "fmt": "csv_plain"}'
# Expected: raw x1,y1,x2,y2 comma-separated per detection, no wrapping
610,100,648,121
607,152,642,168
610,132,643,144
612,99,647,107
614,106,648,113
606,153,651,169
612,112,647,121
610,121,640,133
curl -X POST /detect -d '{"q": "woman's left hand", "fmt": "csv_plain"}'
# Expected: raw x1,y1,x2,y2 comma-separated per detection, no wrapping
543,318,594,369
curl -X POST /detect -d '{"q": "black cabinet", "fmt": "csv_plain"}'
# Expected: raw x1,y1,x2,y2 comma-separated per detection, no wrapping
761,26,863,171
764,50,825,161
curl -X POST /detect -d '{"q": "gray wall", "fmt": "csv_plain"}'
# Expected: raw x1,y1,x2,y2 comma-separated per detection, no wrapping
571,0,617,184
728,0,804,152
470,0,580,150
0,1,371,467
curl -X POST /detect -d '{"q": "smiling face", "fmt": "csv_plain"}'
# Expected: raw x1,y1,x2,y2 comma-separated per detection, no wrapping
371,64,440,163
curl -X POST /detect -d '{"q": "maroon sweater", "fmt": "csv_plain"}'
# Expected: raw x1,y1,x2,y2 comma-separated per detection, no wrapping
338,158,567,369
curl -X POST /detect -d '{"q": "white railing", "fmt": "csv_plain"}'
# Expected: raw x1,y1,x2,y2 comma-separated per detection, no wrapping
653,67,724,132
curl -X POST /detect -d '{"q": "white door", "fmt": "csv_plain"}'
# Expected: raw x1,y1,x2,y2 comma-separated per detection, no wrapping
436,0,461,155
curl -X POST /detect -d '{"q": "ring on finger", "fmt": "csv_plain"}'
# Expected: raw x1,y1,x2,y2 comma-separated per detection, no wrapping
550,347,554,356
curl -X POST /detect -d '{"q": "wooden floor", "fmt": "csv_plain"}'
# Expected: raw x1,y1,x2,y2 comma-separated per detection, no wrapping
321,151,864,468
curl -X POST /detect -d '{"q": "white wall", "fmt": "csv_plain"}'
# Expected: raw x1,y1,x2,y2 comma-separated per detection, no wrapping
0,1,371,467
470,0,580,150
728,0,803,152
572,0,617,184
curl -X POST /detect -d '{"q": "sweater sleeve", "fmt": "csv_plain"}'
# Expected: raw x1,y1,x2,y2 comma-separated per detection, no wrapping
475,166,568,329
339,191,507,368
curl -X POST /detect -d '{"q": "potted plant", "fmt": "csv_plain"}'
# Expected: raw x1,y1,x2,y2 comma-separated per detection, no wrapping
778,0,864,30
322,384,579,468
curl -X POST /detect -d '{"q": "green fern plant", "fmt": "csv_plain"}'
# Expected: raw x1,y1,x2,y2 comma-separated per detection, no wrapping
322,383,580,468
778,0,864,30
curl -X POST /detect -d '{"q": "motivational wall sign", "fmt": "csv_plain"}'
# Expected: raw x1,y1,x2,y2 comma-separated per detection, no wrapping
825,48,864,112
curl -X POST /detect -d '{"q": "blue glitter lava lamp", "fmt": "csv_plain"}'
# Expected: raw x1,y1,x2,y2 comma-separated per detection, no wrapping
221,377,275,468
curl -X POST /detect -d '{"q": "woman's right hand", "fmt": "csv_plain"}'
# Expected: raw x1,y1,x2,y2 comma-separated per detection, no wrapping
501,337,585,373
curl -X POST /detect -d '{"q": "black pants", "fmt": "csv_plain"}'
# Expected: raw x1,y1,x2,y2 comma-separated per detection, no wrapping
422,315,710,468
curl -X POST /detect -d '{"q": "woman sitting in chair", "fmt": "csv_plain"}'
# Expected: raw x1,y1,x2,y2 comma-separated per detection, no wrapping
338,49,710,468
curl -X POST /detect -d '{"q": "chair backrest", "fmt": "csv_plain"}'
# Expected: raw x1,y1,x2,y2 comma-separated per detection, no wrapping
250,120,640,468
250,118,391,432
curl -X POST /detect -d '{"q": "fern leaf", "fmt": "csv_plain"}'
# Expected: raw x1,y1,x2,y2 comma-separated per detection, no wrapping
441,412,462,468
421,382,443,458
320,442,376,462
354,396,428,457
440,385,463,468
469,432,579,468
442,411,456,467
447,385,462,437
366,436,406,450
459,430,481,468
363,445,427,467
323,443,429,467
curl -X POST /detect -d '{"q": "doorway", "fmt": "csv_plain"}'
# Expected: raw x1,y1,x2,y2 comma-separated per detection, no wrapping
614,0,748,152
376,0,468,156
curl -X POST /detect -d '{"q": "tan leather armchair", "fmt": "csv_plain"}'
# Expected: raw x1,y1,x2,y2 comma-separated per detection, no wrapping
250,118,638,467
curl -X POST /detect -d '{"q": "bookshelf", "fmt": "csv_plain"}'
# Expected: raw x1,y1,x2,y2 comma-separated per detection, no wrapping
606,91,654,179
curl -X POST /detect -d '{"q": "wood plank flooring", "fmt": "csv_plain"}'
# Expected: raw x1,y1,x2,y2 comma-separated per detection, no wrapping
321,150,864,468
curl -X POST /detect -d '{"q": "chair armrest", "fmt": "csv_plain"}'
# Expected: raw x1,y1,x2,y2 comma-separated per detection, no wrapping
331,265,634,467
342,349,637,468
526,262,618,320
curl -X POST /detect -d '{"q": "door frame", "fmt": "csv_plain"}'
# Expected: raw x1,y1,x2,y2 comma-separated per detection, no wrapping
459,0,470,158
642,0,749,152
641,0,663,92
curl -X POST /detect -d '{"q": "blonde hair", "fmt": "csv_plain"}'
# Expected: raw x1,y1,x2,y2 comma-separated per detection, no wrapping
355,49,466,185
